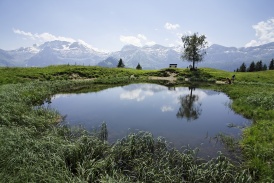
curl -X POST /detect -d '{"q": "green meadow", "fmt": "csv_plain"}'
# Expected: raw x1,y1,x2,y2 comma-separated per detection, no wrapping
0,65,273,182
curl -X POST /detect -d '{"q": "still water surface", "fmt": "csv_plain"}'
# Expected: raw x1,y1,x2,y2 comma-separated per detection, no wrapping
45,84,249,158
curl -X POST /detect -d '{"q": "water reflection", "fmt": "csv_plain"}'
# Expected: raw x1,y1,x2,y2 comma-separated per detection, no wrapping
45,83,249,158
176,87,202,121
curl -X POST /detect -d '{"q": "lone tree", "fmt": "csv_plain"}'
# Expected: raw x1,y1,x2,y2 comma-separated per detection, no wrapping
117,58,125,68
136,63,142,70
181,33,207,70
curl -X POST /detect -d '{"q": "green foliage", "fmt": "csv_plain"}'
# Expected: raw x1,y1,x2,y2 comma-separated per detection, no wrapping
0,76,253,182
117,58,125,68
246,92,274,110
0,65,161,85
269,59,274,70
236,59,273,72
255,60,263,71
136,63,142,70
248,61,256,72
181,32,207,69
241,120,274,182
215,79,274,181
1,66,274,182
239,62,247,72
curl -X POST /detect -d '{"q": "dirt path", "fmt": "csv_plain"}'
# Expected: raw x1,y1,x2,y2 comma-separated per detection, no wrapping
148,72,177,82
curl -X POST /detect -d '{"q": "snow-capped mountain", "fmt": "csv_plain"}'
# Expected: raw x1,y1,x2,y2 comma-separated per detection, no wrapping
108,44,184,69
0,40,109,67
26,40,109,66
200,42,274,70
101,42,274,70
97,57,119,68
1,40,274,71
0,46,39,66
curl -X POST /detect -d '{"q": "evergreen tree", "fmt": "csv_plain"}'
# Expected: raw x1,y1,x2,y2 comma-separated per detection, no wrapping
263,64,268,71
239,62,246,72
117,58,125,68
255,60,263,71
136,63,142,70
248,61,256,72
269,59,274,70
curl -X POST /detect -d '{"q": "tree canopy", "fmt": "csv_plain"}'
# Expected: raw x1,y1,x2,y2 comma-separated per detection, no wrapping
117,58,125,68
236,60,271,72
136,63,142,70
181,33,207,70
239,62,246,72
269,59,274,70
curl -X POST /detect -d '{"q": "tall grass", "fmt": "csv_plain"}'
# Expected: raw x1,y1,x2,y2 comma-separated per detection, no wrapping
0,79,255,182
1,66,274,182
215,78,274,182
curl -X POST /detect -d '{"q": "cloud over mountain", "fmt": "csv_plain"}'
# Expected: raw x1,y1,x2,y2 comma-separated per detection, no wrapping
119,34,156,47
1,39,274,72
245,18,274,47
12,29,102,52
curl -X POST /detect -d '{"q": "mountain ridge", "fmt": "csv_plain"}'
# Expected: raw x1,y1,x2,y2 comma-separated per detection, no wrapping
1,40,274,71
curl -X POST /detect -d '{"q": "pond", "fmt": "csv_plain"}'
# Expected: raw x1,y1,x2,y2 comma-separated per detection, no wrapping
44,83,250,158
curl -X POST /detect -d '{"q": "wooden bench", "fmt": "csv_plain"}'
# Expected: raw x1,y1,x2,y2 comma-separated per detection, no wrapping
169,64,177,68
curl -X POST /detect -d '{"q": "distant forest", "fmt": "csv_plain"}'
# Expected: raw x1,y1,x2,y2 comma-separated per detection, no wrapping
235,58,274,72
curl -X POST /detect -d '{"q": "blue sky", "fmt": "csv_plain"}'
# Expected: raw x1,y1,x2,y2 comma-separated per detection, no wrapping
0,0,274,52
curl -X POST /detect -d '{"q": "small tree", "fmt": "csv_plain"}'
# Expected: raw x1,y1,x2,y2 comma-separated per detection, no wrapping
239,62,246,72
117,58,125,68
248,61,255,72
181,33,207,70
255,60,263,71
263,64,268,71
269,59,274,70
136,63,142,70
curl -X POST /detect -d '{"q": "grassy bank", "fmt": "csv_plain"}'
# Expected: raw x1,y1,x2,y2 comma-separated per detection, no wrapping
215,81,274,181
0,65,273,182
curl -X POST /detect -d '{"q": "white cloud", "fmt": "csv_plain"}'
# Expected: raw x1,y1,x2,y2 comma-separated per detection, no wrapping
145,41,156,46
120,34,155,47
12,28,103,51
120,35,142,47
120,89,145,101
161,105,174,112
245,18,274,47
120,88,154,102
13,28,75,43
165,22,180,30
13,29,33,37
137,34,147,40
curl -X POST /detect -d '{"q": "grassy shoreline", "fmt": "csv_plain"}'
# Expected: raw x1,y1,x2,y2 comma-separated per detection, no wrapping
0,65,273,182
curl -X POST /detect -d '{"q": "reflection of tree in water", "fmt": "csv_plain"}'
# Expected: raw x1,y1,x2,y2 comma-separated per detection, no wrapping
176,87,202,121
